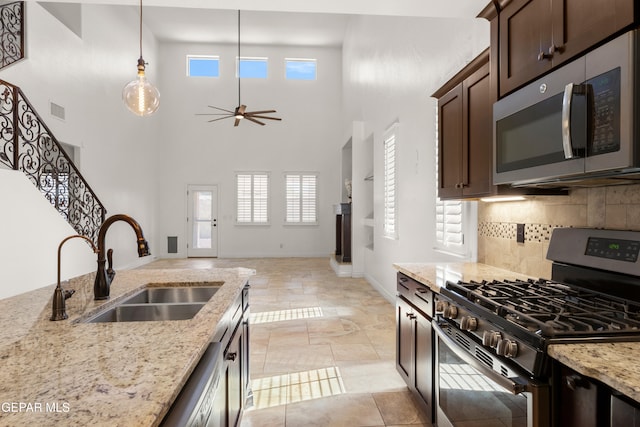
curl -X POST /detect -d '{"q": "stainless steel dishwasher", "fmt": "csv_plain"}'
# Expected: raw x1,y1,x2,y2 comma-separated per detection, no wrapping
162,342,223,427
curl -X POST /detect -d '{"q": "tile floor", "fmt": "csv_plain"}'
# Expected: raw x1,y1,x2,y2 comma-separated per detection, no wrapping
146,257,429,427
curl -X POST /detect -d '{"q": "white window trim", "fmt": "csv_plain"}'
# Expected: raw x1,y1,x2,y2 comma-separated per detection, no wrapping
236,56,269,78
186,55,220,78
284,58,318,80
235,172,270,225
284,172,319,226
383,122,399,240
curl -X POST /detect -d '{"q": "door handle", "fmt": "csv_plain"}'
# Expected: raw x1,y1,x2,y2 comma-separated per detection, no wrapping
562,83,576,159
562,83,587,160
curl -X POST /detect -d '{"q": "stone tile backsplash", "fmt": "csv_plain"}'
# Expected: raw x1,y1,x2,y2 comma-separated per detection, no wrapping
477,183,640,278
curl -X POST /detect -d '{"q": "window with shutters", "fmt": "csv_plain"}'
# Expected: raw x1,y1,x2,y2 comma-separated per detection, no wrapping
434,108,469,255
285,173,318,224
236,173,269,224
383,123,398,240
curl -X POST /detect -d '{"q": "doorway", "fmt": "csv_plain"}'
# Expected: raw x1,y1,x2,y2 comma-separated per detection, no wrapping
187,185,218,257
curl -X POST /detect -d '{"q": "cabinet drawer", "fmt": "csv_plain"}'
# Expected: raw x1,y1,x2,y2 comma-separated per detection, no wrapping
413,286,433,319
397,273,433,318
397,273,416,301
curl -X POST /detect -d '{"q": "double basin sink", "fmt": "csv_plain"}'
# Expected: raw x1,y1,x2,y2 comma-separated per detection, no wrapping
83,284,222,323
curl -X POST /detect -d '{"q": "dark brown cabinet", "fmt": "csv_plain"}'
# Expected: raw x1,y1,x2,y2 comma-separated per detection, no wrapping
496,0,634,97
216,284,251,427
434,50,492,199
396,273,433,422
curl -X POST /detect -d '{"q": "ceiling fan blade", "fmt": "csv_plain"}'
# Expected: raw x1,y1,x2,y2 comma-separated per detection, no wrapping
208,105,236,114
196,113,234,116
248,114,282,121
237,105,247,114
245,110,277,114
207,116,234,123
245,116,266,126
234,118,241,127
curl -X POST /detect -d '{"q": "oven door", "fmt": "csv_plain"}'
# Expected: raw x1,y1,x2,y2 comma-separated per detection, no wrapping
433,321,550,427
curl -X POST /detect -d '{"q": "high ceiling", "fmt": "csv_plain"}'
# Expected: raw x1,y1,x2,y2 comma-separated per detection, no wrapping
36,0,485,46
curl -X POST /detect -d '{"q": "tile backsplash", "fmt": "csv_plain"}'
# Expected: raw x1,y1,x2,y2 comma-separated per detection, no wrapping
478,184,640,278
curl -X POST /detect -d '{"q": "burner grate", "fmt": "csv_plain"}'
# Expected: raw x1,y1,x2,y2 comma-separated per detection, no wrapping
446,279,640,337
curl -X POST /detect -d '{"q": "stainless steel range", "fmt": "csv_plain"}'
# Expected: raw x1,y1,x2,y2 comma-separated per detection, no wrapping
433,228,640,427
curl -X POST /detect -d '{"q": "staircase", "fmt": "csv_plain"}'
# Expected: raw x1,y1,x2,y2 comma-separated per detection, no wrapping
0,1,24,69
0,79,106,242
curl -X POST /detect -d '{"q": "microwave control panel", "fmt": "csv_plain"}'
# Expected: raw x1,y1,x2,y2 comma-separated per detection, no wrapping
588,67,621,156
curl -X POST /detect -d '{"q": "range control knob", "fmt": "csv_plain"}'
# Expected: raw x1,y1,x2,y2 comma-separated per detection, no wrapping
496,339,518,358
443,305,458,319
482,330,502,348
435,300,447,314
460,316,478,331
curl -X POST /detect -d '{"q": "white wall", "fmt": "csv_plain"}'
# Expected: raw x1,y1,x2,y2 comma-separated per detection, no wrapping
155,42,343,258
0,3,161,298
342,15,489,301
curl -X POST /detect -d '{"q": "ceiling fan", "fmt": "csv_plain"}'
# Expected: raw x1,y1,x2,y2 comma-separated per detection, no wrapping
197,10,281,127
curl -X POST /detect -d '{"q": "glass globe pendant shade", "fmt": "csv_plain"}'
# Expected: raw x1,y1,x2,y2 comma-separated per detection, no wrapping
122,57,160,116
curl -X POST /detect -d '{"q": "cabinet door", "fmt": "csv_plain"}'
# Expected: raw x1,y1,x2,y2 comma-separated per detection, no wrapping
396,297,414,384
499,0,552,96
225,328,243,427
551,0,634,66
438,84,463,199
414,312,433,421
462,61,492,198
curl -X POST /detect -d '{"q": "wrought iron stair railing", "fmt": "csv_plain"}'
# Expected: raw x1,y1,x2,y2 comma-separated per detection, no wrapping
0,79,106,242
0,1,24,70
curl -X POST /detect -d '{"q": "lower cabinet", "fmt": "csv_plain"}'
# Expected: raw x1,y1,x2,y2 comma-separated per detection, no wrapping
396,274,433,422
223,323,243,427
221,285,250,427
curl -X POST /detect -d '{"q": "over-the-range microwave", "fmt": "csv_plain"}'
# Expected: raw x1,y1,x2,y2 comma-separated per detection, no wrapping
493,29,640,187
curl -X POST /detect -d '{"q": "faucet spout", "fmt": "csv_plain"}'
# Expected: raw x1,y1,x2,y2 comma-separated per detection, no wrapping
94,214,151,300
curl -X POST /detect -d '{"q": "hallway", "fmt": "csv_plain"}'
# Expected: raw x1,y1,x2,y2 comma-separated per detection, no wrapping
145,257,428,427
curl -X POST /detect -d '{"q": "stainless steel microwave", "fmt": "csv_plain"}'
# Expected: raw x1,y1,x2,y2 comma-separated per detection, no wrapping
493,29,639,187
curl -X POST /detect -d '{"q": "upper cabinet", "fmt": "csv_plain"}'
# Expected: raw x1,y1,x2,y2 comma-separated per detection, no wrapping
434,50,492,199
495,0,635,97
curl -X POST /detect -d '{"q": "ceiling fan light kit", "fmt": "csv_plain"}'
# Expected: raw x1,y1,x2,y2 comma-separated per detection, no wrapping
197,10,281,127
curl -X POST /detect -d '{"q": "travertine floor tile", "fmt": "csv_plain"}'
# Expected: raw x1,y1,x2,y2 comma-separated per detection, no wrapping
147,258,426,426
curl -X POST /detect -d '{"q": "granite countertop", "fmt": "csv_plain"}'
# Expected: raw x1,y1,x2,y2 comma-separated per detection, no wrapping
393,261,640,405
393,261,531,292
0,267,252,426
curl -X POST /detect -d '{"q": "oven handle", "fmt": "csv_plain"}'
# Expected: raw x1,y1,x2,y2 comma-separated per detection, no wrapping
433,321,528,395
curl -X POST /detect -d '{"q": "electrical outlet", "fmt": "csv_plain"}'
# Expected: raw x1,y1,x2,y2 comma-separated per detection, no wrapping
516,223,525,243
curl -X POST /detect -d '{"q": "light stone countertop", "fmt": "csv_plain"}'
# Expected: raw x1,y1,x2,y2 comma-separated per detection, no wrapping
393,261,640,405
0,267,252,426
393,261,531,292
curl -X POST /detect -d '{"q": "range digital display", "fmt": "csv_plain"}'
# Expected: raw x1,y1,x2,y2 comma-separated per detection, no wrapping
585,237,640,262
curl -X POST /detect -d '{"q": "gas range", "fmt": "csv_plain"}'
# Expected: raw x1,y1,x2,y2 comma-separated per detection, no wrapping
435,228,640,378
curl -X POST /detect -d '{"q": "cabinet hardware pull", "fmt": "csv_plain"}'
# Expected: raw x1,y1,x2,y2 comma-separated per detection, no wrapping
537,50,553,61
226,352,237,361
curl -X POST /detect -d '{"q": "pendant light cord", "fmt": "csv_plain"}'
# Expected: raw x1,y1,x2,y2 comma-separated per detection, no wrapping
139,0,143,58
237,9,241,106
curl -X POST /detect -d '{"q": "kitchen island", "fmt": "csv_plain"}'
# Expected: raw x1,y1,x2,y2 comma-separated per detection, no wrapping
0,267,252,426
394,262,640,406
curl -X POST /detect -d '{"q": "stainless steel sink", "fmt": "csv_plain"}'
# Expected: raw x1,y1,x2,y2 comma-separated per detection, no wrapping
120,286,220,304
84,303,205,323
81,284,222,323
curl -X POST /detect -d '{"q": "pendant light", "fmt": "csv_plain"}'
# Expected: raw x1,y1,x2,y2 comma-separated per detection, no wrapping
122,0,160,116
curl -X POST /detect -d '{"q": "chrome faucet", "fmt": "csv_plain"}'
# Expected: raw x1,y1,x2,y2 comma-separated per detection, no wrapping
51,234,98,321
94,214,150,300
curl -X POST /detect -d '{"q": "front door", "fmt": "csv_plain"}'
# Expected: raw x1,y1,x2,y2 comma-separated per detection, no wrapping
187,185,218,257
